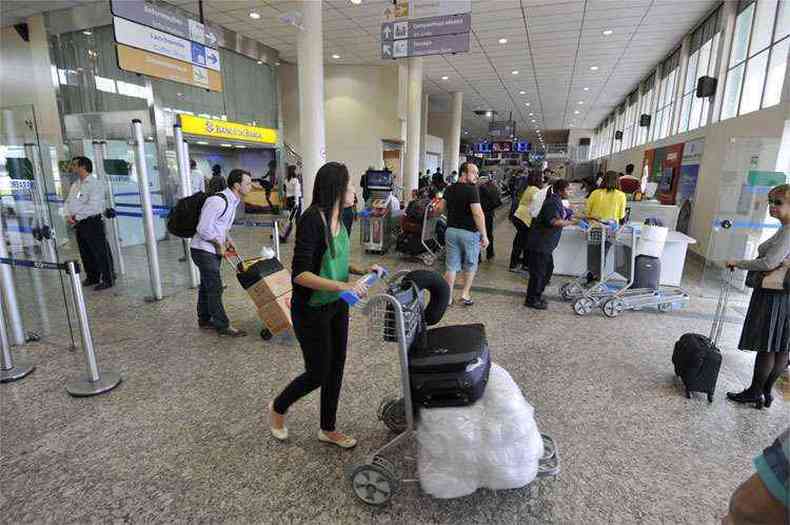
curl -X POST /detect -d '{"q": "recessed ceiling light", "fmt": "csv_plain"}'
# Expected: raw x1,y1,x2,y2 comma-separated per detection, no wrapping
257,60,263,65
82,30,92,36
519,90,525,95
499,38,508,44
583,87,590,91
529,112,534,116
590,65,599,71
249,11,261,19
332,54,341,59
525,102,530,106
511,70,519,75
602,30,613,36
350,0,362,4
441,75,449,80
531,119,536,123
176,92,183,97
578,100,584,104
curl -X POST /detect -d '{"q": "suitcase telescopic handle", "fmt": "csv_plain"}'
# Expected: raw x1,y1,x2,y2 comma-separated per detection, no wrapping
709,268,735,345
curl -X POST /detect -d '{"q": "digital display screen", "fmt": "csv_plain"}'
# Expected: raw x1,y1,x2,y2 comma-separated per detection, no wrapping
475,142,492,154
492,142,512,153
514,141,530,153
366,170,392,188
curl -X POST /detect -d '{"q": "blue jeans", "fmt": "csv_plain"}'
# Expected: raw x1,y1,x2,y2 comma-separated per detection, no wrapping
190,248,230,330
445,227,480,273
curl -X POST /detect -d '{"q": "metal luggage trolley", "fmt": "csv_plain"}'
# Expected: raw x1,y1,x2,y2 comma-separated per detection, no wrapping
560,220,616,303
418,199,445,266
572,225,690,317
347,271,560,506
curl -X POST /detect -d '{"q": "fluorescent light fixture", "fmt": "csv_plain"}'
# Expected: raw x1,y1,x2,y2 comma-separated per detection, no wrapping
332,54,341,59
197,141,209,145
249,11,261,19
511,70,519,75
485,111,492,117
257,60,263,65
441,75,449,80
82,30,92,36
221,143,233,147
350,0,362,4
590,65,599,71
499,38,508,44
236,145,247,148
602,30,613,36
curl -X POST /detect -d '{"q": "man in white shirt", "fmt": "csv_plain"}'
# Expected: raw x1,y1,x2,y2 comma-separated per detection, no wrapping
189,159,206,195
190,169,253,337
63,156,114,290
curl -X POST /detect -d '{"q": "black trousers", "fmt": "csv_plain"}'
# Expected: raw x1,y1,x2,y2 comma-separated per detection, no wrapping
75,215,113,284
274,299,349,431
509,218,530,269
484,212,495,259
527,251,554,302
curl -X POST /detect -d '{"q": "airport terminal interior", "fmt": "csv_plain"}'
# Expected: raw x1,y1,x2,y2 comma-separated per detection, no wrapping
1,0,789,523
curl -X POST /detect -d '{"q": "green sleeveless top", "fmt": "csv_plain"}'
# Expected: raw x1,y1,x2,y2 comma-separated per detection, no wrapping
308,224,350,306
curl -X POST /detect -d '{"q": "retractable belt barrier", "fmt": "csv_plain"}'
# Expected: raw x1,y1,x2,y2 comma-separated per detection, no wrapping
0,257,122,396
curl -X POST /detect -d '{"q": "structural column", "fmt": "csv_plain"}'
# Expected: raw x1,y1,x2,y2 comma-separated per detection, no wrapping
448,91,463,176
404,57,423,200
297,0,326,209
419,93,429,173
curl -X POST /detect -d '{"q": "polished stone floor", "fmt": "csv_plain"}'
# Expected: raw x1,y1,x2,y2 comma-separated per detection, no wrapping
1,210,788,524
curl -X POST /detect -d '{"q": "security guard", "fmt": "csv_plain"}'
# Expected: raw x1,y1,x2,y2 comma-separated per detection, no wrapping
64,156,114,290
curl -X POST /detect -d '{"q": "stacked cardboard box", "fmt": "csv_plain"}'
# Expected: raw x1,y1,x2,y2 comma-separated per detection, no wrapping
236,258,293,335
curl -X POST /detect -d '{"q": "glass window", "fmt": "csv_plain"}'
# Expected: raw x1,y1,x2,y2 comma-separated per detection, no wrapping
740,49,769,114
750,0,777,54
731,3,756,65
776,0,790,41
722,63,745,119
678,94,692,133
763,37,789,107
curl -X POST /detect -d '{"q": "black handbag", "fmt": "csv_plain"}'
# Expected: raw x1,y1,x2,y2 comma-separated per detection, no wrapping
745,266,790,291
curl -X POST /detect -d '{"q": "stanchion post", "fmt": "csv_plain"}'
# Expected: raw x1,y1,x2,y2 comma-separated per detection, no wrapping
0,285,35,383
24,142,57,263
93,140,125,275
0,228,26,345
64,260,122,396
130,119,163,301
272,221,280,261
174,125,199,289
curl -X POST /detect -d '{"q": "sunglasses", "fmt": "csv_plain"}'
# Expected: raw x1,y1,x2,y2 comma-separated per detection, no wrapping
769,198,784,206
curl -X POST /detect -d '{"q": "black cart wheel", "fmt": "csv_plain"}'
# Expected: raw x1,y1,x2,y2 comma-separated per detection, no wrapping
260,328,273,340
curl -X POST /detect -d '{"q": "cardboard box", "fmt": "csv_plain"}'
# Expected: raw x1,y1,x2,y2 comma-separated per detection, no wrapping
258,291,292,334
245,269,292,308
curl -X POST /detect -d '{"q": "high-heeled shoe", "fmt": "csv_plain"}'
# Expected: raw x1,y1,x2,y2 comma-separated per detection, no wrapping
726,390,764,409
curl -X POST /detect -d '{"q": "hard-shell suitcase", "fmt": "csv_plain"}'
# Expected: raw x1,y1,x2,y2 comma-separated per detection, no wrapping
633,255,661,290
409,323,491,408
671,269,732,402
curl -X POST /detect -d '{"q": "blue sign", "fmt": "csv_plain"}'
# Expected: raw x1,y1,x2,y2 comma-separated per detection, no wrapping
191,42,206,65
515,141,530,153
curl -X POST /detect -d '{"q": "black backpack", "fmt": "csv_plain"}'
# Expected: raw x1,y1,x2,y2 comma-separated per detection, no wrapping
167,192,228,238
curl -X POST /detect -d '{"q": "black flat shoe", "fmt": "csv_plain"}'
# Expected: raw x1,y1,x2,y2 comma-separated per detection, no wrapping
82,279,99,287
94,282,113,291
726,390,764,409
762,390,774,408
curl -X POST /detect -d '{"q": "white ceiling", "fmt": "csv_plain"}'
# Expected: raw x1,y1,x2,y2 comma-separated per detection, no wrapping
3,0,719,145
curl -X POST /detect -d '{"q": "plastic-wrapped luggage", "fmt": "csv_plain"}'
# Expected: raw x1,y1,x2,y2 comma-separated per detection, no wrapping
416,363,544,499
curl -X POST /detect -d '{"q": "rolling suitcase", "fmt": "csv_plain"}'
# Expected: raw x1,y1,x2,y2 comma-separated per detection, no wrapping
633,255,661,290
409,323,491,408
671,269,732,402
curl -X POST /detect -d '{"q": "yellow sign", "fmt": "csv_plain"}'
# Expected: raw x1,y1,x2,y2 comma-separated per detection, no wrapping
116,44,223,92
179,114,278,144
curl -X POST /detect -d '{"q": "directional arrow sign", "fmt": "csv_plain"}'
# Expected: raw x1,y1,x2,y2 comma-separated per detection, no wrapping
382,23,393,40
382,43,392,57
382,32,470,59
381,13,470,41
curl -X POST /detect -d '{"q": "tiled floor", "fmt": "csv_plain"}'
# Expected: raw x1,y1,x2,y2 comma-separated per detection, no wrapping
1,210,787,524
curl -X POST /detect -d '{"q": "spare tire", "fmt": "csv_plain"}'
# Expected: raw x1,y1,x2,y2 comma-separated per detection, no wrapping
402,270,450,326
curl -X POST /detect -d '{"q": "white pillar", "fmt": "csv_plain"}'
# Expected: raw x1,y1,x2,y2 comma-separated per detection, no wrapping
297,0,326,209
448,91,463,176
420,93,429,172
404,57,423,201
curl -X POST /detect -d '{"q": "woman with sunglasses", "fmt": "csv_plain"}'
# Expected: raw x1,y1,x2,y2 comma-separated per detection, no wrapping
269,162,382,448
725,184,790,409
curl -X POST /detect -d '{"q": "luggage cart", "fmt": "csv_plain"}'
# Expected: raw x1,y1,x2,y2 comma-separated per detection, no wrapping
572,225,690,317
559,220,616,302
347,271,560,506
418,199,444,266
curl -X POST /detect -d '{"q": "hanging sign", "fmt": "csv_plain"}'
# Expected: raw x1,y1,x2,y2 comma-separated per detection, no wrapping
110,0,217,47
116,44,223,91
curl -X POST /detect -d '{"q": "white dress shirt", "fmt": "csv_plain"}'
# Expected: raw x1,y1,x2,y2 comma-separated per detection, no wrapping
285,178,302,198
191,188,239,254
63,175,106,221
190,169,206,195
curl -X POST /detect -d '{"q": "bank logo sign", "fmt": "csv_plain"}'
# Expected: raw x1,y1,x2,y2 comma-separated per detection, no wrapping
179,115,278,145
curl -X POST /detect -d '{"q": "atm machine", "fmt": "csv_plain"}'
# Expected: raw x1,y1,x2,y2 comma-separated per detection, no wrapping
360,170,394,254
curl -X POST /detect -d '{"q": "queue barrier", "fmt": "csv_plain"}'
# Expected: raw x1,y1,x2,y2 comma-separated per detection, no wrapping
0,256,122,396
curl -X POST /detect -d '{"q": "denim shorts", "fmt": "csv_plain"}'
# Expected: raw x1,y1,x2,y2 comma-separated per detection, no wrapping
445,227,481,273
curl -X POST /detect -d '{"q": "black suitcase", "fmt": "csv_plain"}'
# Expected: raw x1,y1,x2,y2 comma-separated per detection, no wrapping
633,255,661,290
671,269,732,402
409,323,491,408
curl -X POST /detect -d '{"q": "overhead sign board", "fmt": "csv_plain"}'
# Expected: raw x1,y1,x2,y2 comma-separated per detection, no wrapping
382,13,470,41
110,0,217,47
383,32,470,59
113,16,220,72
383,0,471,20
179,115,278,145
116,44,222,91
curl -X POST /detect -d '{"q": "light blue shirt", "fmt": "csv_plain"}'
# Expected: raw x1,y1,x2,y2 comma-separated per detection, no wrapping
190,188,239,254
